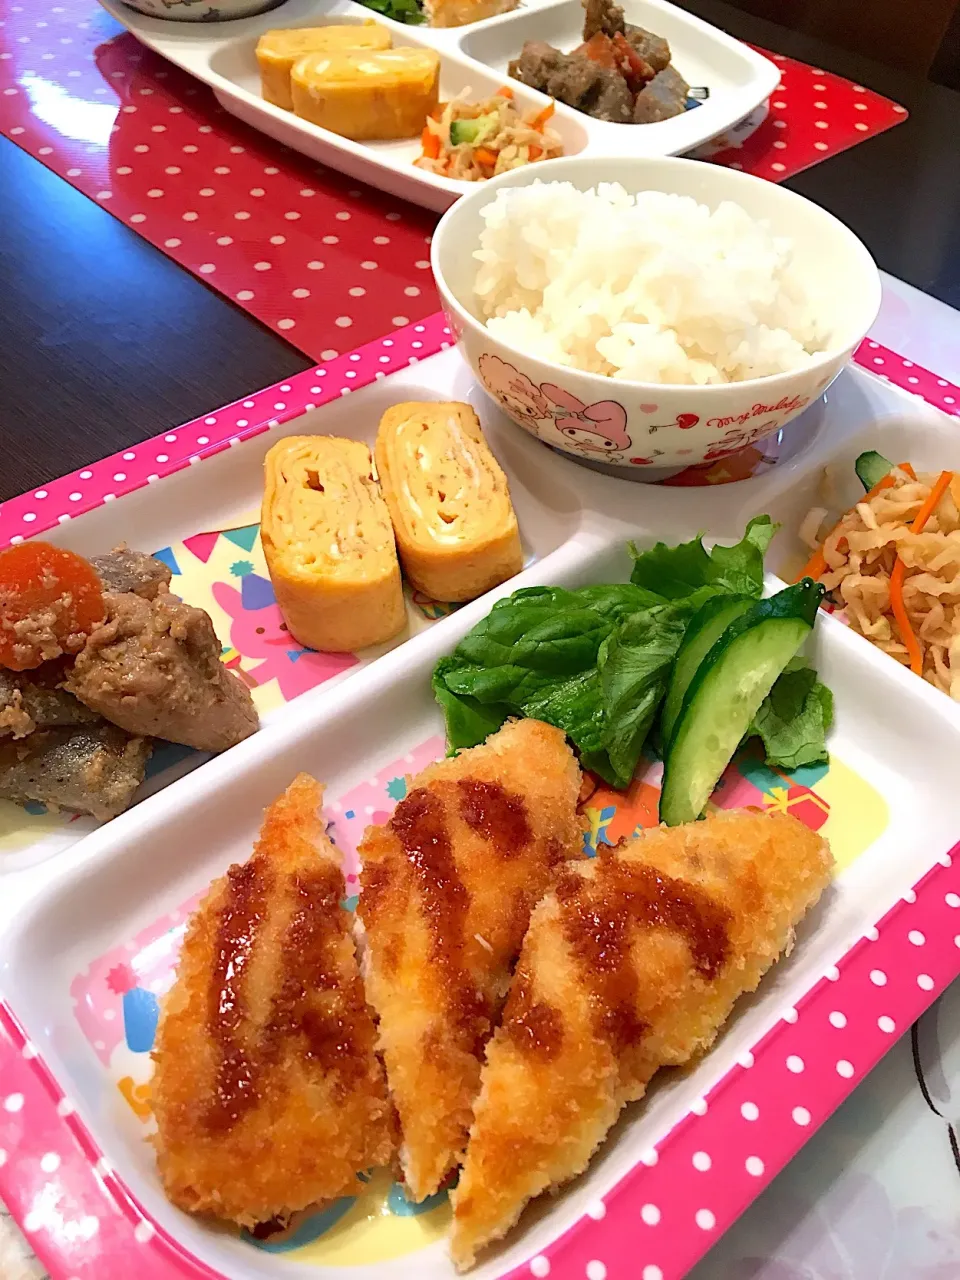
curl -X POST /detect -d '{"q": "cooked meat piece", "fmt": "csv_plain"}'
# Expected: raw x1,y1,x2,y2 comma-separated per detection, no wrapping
0,723,150,820
0,660,100,738
582,0,624,40
624,24,671,74
508,39,563,86
90,547,172,600
589,61,637,120
633,64,690,122
509,42,633,123
67,591,258,752
152,776,395,1228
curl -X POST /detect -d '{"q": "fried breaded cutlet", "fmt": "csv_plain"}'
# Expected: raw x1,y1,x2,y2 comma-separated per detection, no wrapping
152,774,394,1228
357,718,583,1202
451,809,833,1268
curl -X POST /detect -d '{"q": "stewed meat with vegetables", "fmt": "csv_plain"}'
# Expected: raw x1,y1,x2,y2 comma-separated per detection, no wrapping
0,660,98,739
67,589,259,753
632,65,690,122
1,539,261,824
90,547,172,600
0,723,151,821
509,0,689,125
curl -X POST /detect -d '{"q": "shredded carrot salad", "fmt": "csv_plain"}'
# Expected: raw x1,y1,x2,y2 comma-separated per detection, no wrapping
414,87,563,182
797,464,960,696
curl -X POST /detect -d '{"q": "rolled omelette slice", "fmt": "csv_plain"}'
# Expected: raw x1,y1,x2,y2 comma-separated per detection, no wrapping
290,48,440,140
423,0,517,27
375,402,522,603
261,436,405,653
450,809,834,1269
256,23,392,112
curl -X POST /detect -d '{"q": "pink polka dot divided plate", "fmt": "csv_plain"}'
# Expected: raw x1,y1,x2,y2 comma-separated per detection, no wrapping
3,330,960,1280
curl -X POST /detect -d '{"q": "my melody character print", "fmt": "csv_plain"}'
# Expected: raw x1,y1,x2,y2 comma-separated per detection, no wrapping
539,385,637,458
476,354,549,431
476,353,646,461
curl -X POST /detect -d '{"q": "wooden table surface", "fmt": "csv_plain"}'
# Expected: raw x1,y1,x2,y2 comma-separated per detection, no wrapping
1,0,959,502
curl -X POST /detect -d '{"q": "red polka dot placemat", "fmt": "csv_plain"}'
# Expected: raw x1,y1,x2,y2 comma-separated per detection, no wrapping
0,0,906,361
703,49,907,179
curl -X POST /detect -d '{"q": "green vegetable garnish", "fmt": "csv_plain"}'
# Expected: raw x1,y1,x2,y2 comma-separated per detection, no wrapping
432,515,832,795
747,659,834,770
629,514,776,600
357,0,424,23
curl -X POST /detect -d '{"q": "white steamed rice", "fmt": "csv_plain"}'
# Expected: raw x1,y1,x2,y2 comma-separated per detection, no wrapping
473,182,828,385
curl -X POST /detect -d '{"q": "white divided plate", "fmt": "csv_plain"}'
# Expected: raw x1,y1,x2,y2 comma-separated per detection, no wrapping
96,0,780,210
2,346,960,1279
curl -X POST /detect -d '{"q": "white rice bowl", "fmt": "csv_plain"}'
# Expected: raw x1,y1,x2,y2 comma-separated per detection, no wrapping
473,181,829,386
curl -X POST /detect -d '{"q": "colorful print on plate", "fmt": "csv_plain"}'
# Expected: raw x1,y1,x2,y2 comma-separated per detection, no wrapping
68,735,887,1266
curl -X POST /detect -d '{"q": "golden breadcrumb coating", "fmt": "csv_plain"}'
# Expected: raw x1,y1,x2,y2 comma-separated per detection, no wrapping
451,809,834,1268
152,774,394,1227
357,718,583,1201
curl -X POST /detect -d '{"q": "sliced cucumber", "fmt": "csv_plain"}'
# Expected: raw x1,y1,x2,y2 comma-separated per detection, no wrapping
450,113,496,146
855,450,893,492
661,594,754,746
660,579,824,827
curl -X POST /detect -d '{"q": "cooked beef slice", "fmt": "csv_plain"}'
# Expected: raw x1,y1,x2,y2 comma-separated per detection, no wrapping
90,548,172,600
67,591,259,752
624,24,671,74
509,42,634,122
0,660,99,738
582,0,625,40
0,723,150,820
633,64,690,121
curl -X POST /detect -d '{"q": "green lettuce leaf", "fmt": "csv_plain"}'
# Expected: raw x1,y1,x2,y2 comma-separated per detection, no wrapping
357,0,424,22
433,584,652,757
749,660,834,771
598,601,694,787
629,515,777,601
432,518,803,791
431,658,509,755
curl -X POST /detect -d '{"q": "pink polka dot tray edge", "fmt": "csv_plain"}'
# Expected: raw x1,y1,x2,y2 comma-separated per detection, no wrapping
2,324,960,1280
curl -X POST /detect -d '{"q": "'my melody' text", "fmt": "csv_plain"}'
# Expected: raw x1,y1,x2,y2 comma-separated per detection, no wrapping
707,394,808,430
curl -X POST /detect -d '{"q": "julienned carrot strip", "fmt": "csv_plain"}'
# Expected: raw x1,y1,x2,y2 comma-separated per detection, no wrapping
421,126,440,159
909,469,952,531
497,85,514,97
889,559,923,676
899,461,918,480
889,469,953,677
794,472,898,583
795,547,828,584
474,147,498,167
530,102,555,130
528,144,542,160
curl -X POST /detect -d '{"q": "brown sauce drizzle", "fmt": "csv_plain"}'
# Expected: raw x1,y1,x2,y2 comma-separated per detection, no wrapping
205,859,367,1133
206,857,272,1133
265,866,368,1090
391,787,468,947
457,779,531,856
389,787,489,1051
555,856,731,1056
505,972,563,1061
